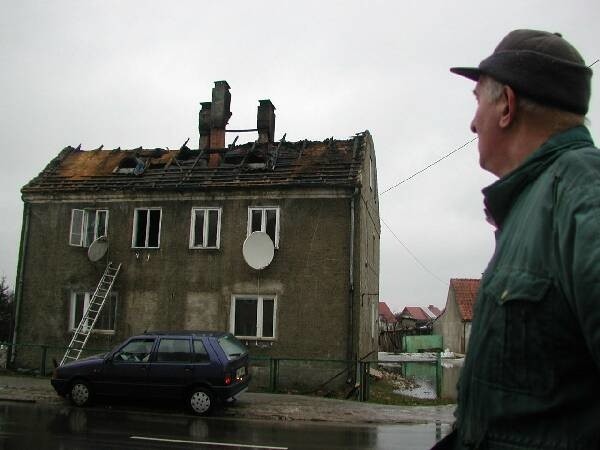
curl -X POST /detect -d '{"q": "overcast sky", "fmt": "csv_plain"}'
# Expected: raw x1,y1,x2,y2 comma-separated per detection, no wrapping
1,1,598,313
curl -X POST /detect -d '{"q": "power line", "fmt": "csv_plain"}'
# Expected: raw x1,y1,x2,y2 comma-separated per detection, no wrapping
380,137,478,195
381,218,448,286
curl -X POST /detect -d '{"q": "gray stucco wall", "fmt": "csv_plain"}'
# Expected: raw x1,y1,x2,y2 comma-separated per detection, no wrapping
15,187,373,368
433,289,466,354
353,134,380,361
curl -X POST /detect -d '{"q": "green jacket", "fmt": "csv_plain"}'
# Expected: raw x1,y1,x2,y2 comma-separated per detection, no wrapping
455,126,600,449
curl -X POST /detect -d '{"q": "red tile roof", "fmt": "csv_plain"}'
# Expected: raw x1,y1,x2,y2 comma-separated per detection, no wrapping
378,302,397,323
450,278,480,321
428,305,442,317
401,306,431,321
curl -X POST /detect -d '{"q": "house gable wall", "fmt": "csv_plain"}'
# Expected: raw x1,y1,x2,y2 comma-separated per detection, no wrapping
433,288,465,353
353,134,380,360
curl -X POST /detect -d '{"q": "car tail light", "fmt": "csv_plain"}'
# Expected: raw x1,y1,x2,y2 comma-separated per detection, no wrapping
224,375,232,385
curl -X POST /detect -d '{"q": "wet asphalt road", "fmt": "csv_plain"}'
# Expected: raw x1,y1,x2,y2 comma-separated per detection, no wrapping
0,402,450,449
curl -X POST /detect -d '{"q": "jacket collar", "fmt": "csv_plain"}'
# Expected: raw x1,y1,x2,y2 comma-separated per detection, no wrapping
482,126,595,229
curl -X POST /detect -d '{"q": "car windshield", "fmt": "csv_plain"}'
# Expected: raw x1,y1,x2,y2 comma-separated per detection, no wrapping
218,334,248,360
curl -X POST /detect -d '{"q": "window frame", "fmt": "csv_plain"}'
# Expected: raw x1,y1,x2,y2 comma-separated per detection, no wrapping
230,294,277,340
247,206,280,248
69,291,118,334
69,209,109,247
189,207,222,249
132,207,162,249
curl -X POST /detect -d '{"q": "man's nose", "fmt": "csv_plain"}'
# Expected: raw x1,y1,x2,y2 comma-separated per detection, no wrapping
470,120,477,134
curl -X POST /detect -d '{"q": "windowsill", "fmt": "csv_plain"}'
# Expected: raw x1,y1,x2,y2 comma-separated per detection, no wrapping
70,329,115,335
131,247,160,250
236,337,276,341
189,247,221,250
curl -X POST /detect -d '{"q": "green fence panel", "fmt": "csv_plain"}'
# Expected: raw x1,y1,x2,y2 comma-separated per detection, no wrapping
402,334,443,353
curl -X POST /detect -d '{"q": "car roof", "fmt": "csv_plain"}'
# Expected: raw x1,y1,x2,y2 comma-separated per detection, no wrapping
138,330,230,338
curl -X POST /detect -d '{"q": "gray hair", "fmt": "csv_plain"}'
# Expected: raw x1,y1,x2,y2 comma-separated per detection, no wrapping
480,75,586,129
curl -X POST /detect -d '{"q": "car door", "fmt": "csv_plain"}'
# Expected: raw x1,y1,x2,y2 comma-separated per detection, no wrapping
146,337,194,399
97,337,156,397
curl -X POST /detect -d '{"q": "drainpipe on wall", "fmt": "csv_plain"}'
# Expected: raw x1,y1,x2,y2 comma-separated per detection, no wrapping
347,188,358,364
11,202,30,364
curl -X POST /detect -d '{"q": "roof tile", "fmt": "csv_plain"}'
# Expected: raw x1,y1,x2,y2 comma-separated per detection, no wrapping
450,278,480,321
378,302,397,323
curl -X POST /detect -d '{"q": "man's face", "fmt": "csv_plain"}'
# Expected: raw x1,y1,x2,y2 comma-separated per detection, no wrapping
471,78,505,176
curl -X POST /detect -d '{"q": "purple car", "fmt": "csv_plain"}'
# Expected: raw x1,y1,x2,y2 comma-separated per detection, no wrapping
51,331,251,415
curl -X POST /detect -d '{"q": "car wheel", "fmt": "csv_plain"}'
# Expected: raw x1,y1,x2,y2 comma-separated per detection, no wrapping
188,388,213,415
69,380,92,407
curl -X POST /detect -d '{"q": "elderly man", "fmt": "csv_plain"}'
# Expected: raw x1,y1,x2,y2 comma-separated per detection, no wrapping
445,30,598,449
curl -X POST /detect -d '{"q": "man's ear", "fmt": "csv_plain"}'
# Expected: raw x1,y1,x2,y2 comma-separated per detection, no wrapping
498,85,517,129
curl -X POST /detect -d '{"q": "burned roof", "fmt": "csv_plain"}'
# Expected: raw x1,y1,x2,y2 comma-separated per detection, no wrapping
22,133,370,195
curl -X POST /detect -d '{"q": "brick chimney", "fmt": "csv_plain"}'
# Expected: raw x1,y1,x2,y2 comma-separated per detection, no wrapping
257,99,276,143
198,102,211,150
198,81,232,167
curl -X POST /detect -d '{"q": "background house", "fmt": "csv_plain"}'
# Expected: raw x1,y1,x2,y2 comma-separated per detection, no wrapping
378,302,397,331
433,278,479,354
397,305,441,332
13,81,381,384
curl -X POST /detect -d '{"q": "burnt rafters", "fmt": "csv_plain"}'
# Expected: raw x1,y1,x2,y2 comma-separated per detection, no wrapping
22,136,367,194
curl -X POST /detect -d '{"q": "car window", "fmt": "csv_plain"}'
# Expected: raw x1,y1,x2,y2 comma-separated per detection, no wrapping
114,338,155,363
193,339,210,363
156,338,192,363
218,334,248,360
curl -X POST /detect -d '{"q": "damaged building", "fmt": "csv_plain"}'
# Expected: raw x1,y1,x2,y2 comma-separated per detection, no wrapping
13,81,380,380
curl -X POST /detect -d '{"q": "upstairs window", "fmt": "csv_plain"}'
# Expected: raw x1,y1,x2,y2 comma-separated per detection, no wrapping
132,208,161,248
247,207,280,248
190,207,221,249
69,291,117,333
69,209,108,247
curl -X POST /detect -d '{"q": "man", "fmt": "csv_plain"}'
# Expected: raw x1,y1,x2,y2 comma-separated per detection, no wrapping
445,30,598,449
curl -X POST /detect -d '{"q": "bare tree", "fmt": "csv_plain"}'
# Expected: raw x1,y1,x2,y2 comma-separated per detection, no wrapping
0,277,14,342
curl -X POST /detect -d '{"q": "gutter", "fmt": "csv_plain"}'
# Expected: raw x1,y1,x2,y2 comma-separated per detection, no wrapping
11,202,30,364
347,188,357,362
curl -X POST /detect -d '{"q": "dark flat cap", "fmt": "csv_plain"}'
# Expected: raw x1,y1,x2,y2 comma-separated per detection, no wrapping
451,29,592,115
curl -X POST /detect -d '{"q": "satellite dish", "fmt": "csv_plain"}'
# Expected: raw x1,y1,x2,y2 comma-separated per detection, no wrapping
242,232,274,270
88,236,108,262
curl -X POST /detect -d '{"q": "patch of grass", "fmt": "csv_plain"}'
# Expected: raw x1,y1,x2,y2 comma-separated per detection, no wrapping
367,377,455,406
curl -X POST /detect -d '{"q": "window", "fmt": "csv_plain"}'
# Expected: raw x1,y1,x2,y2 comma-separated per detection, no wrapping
230,295,276,340
114,338,155,363
69,209,108,247
69,291,117,333
217,335,248,361
132,208,161,248
371,300,377,340
156,338,192,363
190,207,221,249
193,339,210,363
247,207,280,248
